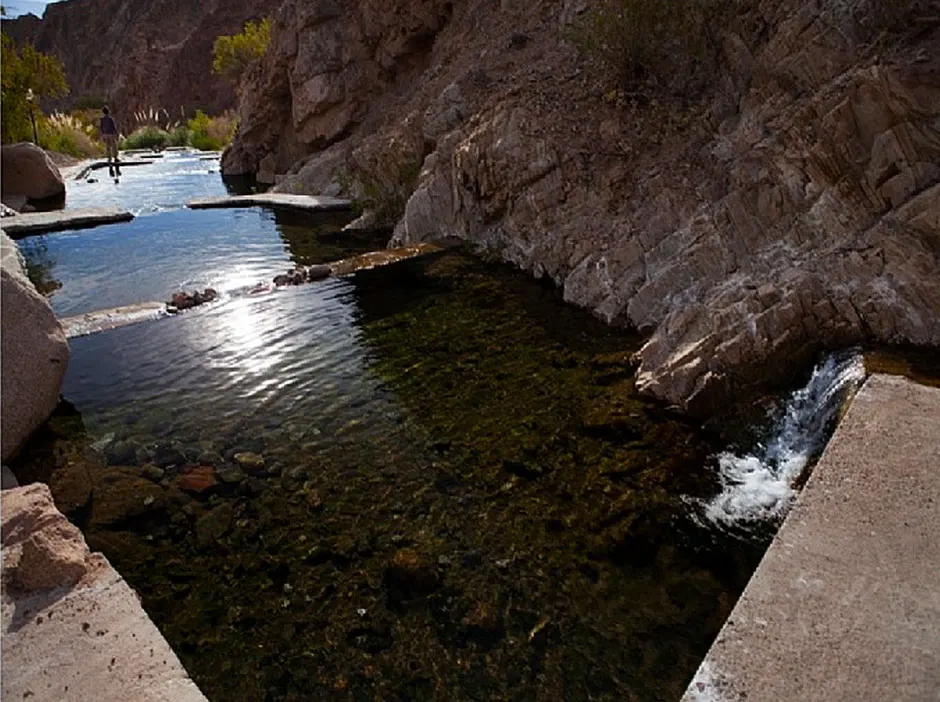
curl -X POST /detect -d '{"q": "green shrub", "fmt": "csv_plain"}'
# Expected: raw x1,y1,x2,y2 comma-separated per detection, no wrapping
567,0,726,92
38,112,103,158
120,126,169,151
187,110,236,151
212,19,271,86
166,125,192,147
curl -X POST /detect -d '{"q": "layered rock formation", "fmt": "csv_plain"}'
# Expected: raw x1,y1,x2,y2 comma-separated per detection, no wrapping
1,232,70,460
229,0,939,411
1,0,281,119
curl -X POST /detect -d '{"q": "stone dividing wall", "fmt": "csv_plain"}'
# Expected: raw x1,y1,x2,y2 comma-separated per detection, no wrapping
225,0,940,413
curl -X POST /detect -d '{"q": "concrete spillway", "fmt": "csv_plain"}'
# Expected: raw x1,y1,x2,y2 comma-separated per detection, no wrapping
684,373,940,701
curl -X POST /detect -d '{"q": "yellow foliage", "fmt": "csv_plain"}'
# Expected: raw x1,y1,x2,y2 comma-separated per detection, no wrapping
212,19,271,85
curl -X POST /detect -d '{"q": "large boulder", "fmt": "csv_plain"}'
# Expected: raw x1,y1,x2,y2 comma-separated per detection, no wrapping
1,142,66,203
1,232,69,461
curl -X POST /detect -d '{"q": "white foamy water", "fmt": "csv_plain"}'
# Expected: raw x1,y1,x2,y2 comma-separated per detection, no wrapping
700,351,867,528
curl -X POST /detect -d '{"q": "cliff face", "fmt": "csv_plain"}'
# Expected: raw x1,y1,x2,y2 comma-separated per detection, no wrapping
224,0,940,411
1,0,280,119
219,1,940,410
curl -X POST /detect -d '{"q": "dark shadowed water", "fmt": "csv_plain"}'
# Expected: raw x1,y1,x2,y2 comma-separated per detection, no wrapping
14,152,768,701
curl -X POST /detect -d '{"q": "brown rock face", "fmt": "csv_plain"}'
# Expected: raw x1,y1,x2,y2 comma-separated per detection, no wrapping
230,0,940,411
1,232,70,461
222,0,454,176
1,143,65,202
2,0,281,120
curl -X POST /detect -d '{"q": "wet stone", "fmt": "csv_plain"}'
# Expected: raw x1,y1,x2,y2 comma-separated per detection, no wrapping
195,502,234,548
89,469,167,528
244,477,267,496
346,613,393,654
384,549,439,598
152,442,187,468
233,452,265,474
216,466,246,484
306,264,331,281
303,487,323,510
104,439,140,466
16,247,764,701
461,601,505,644
140,464,165,482
177,466,218,496
231,437,264,455
198,451,224,467
169,287,218,310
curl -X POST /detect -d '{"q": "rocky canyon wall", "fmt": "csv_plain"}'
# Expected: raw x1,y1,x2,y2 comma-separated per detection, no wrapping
1,0,281,119
230,0,940,412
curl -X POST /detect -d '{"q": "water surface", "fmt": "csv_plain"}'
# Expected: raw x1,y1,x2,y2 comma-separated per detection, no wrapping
19,151,376,317
15,153,772,701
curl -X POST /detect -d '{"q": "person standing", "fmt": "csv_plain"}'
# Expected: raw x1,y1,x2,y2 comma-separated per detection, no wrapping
99,107,119,174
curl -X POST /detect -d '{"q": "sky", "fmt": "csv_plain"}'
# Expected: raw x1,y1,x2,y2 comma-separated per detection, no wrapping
3,0,55,18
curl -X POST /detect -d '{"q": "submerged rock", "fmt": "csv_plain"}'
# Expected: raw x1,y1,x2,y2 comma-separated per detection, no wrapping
384,548,439,598
141,463,166,482
152,441,187,468
216,466,246,484
88,468,169,528
105,439,140,466
177,466,218,496
461,601,505,643
195,502,234,548
233,452,265,474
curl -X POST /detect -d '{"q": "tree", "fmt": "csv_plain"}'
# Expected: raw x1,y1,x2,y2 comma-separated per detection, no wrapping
1,35,69,143
212,18,271,86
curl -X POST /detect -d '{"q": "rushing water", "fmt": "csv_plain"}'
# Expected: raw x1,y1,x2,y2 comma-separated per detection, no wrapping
694,351,867,532
13,151,864,701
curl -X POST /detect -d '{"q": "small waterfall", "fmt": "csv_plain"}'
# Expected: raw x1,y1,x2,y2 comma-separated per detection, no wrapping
700,350,867,530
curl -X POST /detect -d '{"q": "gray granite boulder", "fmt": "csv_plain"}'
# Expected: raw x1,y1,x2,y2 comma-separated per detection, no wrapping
1,142,65,203
1,232,69,460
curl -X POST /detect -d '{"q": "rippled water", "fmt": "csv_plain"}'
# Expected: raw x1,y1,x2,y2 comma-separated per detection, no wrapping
65,149,226,214
15,153,778,701
17,152,383,317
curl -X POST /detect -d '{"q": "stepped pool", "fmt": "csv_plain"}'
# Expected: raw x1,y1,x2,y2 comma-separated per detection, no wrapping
13,151,861,701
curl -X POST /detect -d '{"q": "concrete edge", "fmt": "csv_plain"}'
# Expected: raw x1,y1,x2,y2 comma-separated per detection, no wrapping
2,483,208,701
1,208,135,237
186,193,352,212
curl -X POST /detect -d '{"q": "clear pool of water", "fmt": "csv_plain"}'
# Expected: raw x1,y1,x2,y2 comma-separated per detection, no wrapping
14,153,768,701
